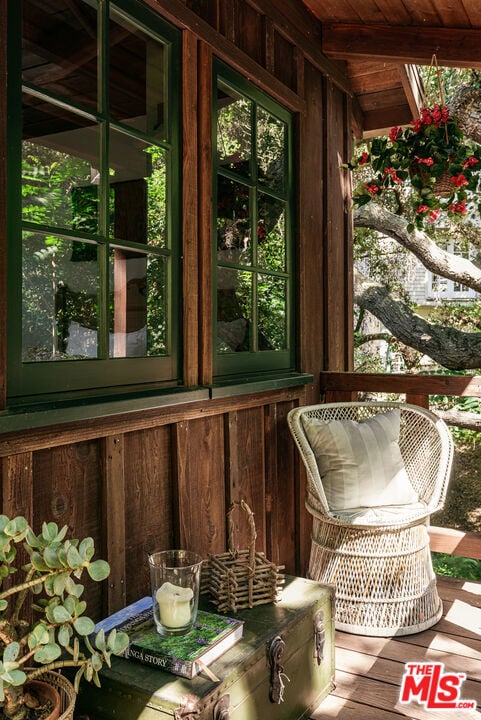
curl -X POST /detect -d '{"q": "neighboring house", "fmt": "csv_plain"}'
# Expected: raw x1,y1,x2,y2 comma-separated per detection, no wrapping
409,241,479,306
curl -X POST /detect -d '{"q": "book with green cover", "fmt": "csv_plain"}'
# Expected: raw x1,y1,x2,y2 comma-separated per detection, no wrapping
95,597,244,679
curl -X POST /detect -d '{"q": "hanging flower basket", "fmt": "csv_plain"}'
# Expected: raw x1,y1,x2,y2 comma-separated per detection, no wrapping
348,103,481,230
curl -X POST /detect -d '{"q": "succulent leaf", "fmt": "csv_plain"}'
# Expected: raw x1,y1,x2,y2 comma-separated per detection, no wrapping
87,559,110,582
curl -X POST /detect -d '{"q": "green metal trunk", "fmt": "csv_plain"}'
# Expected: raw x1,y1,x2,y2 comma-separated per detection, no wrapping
77,576,335,720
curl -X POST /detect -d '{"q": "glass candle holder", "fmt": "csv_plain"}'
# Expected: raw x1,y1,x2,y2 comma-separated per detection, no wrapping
148,550,203,636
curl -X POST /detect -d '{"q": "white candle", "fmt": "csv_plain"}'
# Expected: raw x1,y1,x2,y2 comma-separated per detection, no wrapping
156,581,194,628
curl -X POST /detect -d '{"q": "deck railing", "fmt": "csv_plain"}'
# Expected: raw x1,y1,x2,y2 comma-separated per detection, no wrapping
319,371,481,562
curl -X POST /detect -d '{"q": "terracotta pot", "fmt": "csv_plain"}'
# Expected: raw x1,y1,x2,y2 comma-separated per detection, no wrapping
24,680,61,720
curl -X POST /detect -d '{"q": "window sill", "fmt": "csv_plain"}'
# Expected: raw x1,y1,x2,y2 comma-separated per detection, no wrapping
209,372,314,399
0,373,313,435
0,387,210,435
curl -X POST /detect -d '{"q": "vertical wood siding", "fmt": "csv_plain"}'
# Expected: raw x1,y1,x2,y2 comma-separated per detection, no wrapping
0,0,353,620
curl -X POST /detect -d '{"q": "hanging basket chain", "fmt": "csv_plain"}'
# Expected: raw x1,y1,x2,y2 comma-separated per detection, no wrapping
425,54,449,144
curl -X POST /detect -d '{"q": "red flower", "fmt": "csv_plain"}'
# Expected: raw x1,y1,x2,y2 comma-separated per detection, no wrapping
451,173,469,188
415,156,434,166
358,151,370,166
449,198,467,215
463,156,479,169
413,105,451,131
416,204,429,214
384,167,403,183
389,126,400,142
366,183,380,195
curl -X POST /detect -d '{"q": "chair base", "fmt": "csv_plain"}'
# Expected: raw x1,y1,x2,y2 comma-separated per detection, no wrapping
308,516,443,636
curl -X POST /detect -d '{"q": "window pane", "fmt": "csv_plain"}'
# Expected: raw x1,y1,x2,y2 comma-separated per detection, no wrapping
217,177,251,265
217,84,252,175
109,249,168,358
257,194,286,271
257,108,286,193
22,95,100,232
110,130,167,247
110,8,167,139
22,0,98,110
217,268,252,353
22,232,99,361
258,275,287,350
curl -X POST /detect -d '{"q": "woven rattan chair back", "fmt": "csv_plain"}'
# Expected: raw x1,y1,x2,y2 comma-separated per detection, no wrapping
288,402,454,636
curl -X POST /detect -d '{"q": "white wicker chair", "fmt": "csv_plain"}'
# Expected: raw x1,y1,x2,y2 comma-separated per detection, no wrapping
288,402,454,636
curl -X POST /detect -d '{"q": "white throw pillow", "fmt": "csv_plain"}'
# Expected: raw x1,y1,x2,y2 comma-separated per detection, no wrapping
302,410,419,511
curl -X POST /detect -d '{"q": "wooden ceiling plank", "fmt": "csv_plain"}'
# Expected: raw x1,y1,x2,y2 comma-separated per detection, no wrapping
461,0,481,27
358,85,413,112
436,1,471,28
347,59,408,76
350,0,393,24
323,23,481,68
374,0,413,25
349,67,404,93
362,104,414,136
301,0,360,23
400,0,443,26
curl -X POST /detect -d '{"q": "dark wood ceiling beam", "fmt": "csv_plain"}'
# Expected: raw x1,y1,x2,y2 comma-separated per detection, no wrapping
322,23,481,68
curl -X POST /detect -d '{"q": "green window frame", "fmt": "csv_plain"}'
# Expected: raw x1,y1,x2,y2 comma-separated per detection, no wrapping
7,0,181,402
214,61,295,379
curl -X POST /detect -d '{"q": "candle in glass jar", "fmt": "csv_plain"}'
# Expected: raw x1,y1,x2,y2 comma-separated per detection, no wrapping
156,582,194,628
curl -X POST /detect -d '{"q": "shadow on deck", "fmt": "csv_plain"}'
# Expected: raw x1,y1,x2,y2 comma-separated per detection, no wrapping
312,576,481,719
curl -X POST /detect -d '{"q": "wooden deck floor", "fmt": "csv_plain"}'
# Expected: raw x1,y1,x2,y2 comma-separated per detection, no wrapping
311,576,481,720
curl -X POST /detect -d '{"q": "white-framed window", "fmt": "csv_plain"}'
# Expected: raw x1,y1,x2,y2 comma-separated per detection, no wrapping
428,242,478,301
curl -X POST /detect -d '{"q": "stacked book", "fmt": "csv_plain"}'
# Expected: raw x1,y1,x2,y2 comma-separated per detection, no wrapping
95,597,244,679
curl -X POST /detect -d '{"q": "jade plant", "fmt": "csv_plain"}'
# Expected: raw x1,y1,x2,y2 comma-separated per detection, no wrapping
0,515,129,720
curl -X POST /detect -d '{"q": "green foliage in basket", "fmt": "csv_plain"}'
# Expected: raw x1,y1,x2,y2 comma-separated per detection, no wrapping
347,105,481,231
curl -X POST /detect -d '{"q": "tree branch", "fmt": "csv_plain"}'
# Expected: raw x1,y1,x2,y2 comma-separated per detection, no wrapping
354,267,481,369
354,203,481,293
355,332,393,347
435,407,481,431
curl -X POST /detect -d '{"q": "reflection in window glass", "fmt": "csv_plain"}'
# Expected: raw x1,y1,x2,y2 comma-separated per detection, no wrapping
22,0,98,111
22,233,99,361
217,84,252,175
215,66,292,373
110,8,166,139
109,130,167,247
257,108,286,192
14,1,179,395
217,177,251,265
257,194,286,272
109,249,167,357
217,268,252,353
258,275,287,351
22,96,100,232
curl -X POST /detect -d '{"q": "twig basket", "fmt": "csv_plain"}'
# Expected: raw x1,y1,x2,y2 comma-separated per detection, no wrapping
202,500,284,613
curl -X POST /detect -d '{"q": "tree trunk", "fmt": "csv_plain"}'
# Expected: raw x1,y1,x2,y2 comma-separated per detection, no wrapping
449,84,481,145
354,268,481,369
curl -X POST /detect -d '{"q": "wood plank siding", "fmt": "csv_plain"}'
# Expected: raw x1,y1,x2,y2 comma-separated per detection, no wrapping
0,0,353,623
